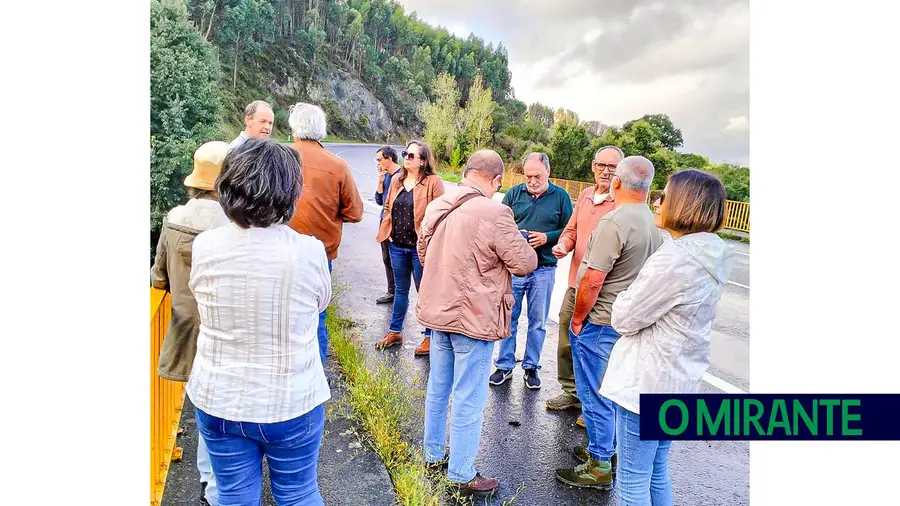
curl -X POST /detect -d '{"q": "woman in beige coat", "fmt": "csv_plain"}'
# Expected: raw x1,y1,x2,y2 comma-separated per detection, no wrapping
150,140,230,506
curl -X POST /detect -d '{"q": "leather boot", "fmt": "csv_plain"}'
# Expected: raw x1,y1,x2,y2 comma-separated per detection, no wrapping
375,331,403,349
414,337,430,356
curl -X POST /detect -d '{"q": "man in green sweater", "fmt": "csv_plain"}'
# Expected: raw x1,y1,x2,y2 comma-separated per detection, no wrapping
490,152,574,389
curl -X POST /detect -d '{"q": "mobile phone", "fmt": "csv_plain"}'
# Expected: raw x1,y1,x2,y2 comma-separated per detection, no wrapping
520,230,530,239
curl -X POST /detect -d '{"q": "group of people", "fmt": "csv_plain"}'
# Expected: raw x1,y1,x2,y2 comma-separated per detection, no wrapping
151,97,735,506
152,100,364,506
371,141,734,504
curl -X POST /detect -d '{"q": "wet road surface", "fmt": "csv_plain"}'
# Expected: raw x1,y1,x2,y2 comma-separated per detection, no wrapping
326,143,750,505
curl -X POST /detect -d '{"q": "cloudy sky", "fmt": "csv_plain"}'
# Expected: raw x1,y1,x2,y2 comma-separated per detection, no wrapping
396,0,749,166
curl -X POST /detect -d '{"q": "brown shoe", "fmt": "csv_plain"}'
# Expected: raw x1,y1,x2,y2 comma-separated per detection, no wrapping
450,473,498,497
376,331,403,350
414,337,430,356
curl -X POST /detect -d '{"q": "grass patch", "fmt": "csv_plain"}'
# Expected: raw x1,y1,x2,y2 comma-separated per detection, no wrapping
323,135,357,143
718,231,750,244
326,308,443,506
326,306,524,505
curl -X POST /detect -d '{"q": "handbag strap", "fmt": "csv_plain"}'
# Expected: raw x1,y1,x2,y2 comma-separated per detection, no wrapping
425,191,482,249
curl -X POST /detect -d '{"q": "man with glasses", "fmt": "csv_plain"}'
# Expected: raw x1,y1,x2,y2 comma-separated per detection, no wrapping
374,146,401,305
547,146,624,423
489,152,573,390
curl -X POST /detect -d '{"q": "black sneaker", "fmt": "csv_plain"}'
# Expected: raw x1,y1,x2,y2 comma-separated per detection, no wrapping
524,369,541,389
489,368,513,386
199,482,211,506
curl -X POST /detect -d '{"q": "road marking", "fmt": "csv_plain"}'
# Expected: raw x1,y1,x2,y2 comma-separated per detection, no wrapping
703,372,747,394
735,251,750,257
728,281,750,289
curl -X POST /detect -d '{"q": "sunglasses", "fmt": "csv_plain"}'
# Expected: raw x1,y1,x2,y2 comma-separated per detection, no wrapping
401,151,421,161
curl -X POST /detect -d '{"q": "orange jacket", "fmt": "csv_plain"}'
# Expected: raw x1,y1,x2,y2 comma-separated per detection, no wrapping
287,140,363,260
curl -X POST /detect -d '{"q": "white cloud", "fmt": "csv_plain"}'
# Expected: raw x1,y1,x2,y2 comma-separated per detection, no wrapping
395,0,749,165
724,116,749,133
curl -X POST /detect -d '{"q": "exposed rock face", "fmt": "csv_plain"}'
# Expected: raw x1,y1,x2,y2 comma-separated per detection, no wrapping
308,66,395,141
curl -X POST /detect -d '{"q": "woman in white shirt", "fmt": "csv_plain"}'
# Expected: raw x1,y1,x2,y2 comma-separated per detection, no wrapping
187,138,332,506
600,169,735,506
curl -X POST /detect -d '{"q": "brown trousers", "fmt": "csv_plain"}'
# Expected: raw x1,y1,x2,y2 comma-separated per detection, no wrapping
557,287,579,399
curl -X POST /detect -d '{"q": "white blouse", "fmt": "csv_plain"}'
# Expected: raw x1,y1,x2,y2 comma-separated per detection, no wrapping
186,223,332,424
600,232,735,415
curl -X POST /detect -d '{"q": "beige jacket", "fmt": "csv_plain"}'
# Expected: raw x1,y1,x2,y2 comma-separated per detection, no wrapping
150,198,230,381
416,181,538,341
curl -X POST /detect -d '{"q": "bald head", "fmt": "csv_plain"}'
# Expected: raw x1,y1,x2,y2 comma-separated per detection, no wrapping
465,149,505,179
463,149,505,197
616,156,655,192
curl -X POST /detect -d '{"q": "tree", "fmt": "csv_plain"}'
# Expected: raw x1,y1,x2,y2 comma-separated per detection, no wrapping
461,74,495,154
150,0,221,234
548,119,591,180
218,0,274,89
504,99,527,125
624,113,683,150
553,107,579,125
421,72,461,162
527,102,555,128
584,120,608,137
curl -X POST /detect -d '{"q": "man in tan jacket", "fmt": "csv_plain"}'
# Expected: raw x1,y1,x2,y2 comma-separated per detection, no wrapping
416,149,537,497
285,102,363,366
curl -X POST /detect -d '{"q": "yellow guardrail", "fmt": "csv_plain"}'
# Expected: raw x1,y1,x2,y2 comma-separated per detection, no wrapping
501,172,750,233
151,288,185,506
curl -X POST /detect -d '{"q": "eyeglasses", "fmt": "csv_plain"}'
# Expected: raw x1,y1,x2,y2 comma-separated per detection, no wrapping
593,161,617,173
658,191,667,205
401,151,420,161
374,157,384,163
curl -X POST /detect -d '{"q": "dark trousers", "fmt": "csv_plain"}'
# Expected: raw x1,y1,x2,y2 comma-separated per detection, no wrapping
381,240,395,294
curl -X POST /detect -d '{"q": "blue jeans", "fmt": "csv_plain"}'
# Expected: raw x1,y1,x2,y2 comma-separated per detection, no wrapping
197,434,218,505
495,265,556,370
615,404,673,506
570,321,619,461
423,330,494,483
317,260,333,366
195,405,326,506
389,243,431,337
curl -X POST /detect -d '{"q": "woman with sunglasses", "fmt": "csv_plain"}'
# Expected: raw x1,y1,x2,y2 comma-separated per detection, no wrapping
598,169,735,506
375,140,446,356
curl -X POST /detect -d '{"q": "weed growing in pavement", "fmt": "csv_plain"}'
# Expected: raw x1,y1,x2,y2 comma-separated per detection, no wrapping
327,305,526,506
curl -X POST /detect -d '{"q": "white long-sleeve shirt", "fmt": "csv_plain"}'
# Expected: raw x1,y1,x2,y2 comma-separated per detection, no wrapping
600,232,735,415
186,223,332,423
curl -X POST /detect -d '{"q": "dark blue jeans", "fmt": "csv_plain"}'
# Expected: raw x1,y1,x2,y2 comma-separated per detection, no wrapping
570,321,620,461
317,260,333,366
388,243,431,337
195,405,326,506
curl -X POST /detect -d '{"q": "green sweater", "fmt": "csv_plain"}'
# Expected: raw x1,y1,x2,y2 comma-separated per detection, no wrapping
501,183,574,267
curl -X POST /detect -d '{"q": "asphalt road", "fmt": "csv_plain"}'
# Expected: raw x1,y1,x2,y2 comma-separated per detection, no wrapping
326,143,750,505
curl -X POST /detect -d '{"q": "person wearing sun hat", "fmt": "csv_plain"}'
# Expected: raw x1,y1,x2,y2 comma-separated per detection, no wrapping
151,140,231,506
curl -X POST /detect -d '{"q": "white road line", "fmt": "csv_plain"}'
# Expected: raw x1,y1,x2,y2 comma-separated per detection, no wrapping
728,281,750,289
703,372,747,394
735,251,750,257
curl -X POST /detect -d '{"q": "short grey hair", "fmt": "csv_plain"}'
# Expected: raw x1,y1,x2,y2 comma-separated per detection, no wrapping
616,155,655,192
244,100,272,118
593,145,624,160
288,102,327,141
522,152,550,170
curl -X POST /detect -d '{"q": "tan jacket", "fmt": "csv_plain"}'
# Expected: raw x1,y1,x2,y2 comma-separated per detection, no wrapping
376,173,446,243
416,181,538,341
287,140,364,260
150,198,230,382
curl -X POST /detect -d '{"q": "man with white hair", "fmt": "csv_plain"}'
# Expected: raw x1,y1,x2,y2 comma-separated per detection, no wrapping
286,102,363,366
555,155,662,490
229,100,274,149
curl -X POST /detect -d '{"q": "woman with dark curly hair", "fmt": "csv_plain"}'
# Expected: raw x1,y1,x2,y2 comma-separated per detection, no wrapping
187,138,332,506
375,140,446,356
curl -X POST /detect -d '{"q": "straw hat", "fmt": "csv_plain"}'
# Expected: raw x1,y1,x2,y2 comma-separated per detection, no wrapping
184,141,230,191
